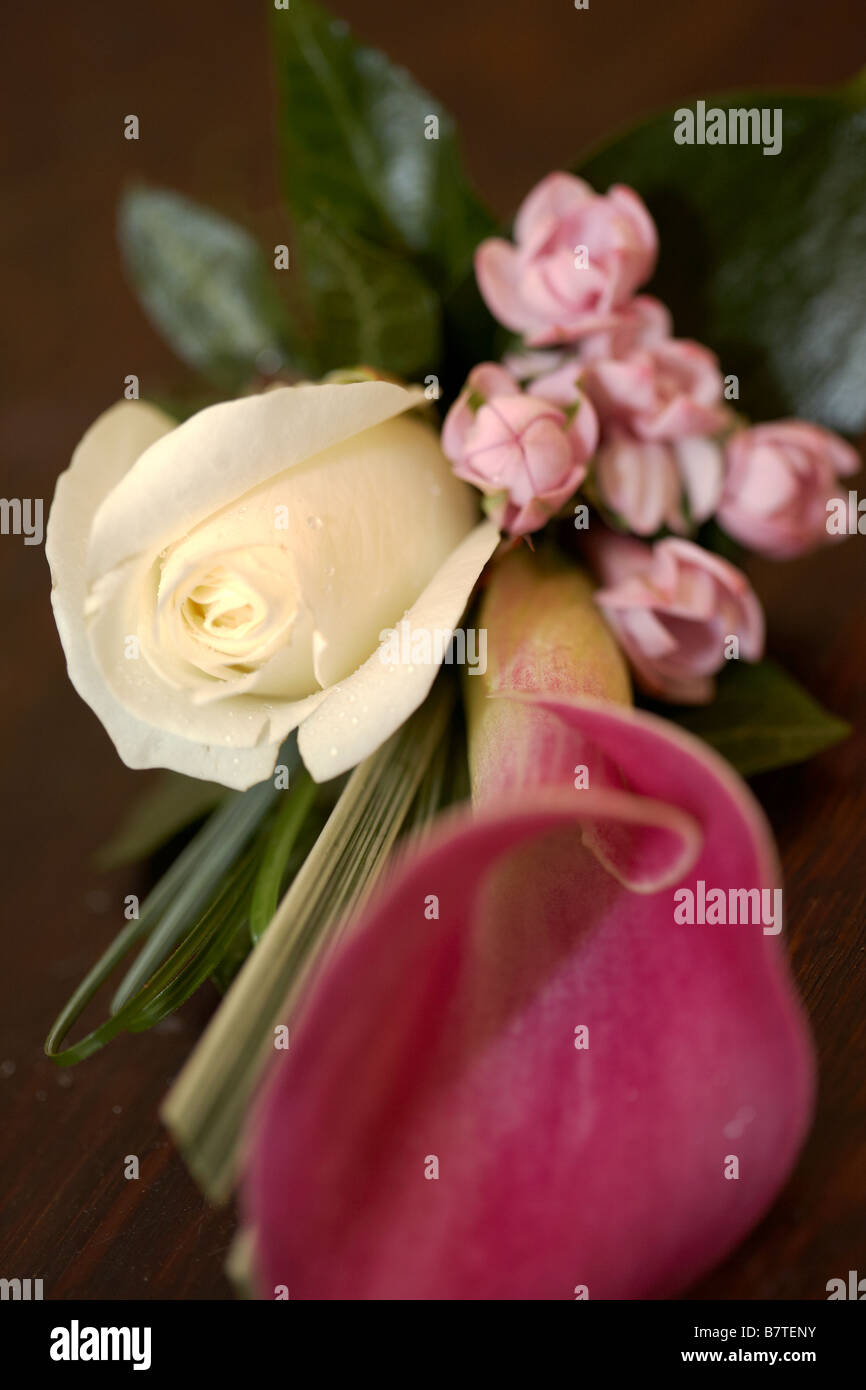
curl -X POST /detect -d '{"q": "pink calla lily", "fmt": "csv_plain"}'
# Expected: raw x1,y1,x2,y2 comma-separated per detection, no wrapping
244,551,814,1300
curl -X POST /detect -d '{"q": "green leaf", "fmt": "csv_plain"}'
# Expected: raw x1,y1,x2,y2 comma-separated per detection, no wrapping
45,852,259,1066
297,212,441,376
270,0,493,288
45,742,302,1064
119,186,301,389
440,270,503,402
94,771,228,870
663,659,850,776
576,75,866,433
249,769,316,943
108,766,289,1012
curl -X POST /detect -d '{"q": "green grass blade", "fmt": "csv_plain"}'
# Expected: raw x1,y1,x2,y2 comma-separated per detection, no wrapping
248,769,316,943
161,680,454,1201
46,854,258,1065
109,768,287,1012
45,740,299,1063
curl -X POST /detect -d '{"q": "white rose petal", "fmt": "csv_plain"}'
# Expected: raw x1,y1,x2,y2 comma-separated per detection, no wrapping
48,383,498,789
47,401,281,785
298,519,501,779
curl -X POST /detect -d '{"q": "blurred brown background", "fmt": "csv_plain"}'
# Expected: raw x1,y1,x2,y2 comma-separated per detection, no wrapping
1,0,864,1299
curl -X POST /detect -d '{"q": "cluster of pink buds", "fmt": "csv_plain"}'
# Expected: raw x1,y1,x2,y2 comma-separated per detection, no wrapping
442,172,860,701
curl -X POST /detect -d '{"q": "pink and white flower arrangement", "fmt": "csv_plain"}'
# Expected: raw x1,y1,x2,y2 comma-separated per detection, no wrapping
39,6,863,1311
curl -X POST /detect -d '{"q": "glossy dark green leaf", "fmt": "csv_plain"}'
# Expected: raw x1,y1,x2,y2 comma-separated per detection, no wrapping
270,0,493,288
663,659,850,776
576,74,866,433
297,213,441,375
119,186,301,388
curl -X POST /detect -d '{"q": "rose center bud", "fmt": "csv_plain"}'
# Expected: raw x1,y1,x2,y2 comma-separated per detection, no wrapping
184,580,256,639
179,556,291,658
150,543,319,701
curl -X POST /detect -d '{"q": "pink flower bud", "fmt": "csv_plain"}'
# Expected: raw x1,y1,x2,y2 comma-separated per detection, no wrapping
717,421,860,558
475,172,658,346
505,297,670,386
577,293,672,361
591,533,764,703
442,362,598,536
510,296,726,441
581,336,727,442
595,434,724,536
505,297,727,535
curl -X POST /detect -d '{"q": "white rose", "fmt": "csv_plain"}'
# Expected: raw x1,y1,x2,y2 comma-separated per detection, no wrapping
47,381,499,788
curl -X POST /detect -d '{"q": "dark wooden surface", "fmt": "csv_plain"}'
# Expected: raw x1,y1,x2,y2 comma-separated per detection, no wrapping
1,0,863,1300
